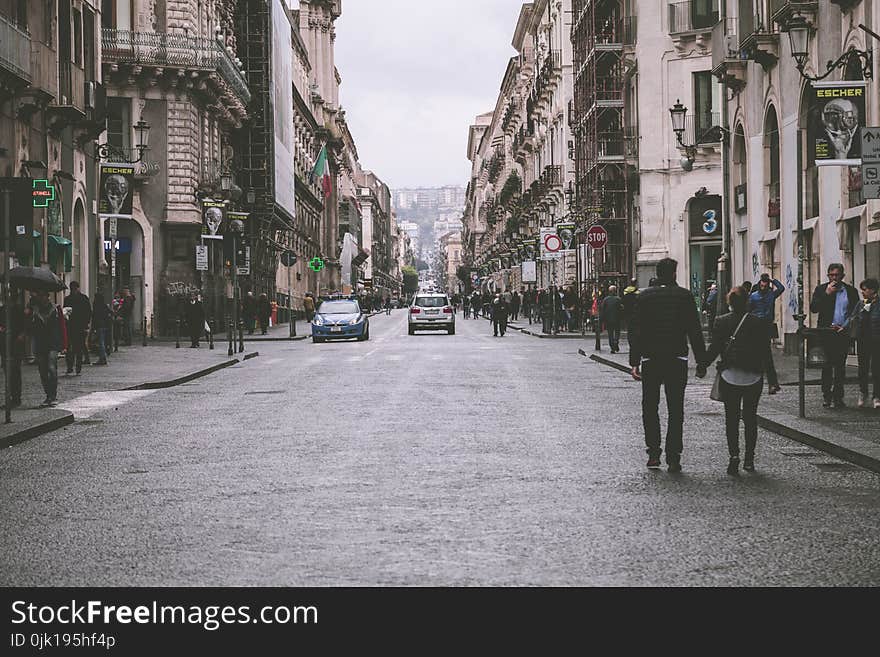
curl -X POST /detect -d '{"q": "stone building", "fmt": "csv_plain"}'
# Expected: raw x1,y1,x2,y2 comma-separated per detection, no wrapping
101,0,250,333
1,0,105,298
715,0,879,347
356,169,395,299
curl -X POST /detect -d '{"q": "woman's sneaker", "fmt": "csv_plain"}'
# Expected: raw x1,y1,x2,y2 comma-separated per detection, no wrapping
743,454,755,472
727,456,740,476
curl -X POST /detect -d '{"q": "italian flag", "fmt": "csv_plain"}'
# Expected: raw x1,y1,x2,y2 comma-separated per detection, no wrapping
309,144,332,199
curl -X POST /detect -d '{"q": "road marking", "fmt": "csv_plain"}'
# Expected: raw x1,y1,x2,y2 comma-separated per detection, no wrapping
57,390,157,419
264,358,283,365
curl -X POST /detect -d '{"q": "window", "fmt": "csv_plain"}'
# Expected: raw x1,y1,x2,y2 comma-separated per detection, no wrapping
316,301,360,315
415,296,448,307
106,97,131,149
72,8,82,66
765,106,780,231
693,71,718,142
83,7,95,80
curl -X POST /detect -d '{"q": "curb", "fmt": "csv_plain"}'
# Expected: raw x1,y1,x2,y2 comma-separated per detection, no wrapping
124,352,260,390
0,411,75,450
586,349,880,474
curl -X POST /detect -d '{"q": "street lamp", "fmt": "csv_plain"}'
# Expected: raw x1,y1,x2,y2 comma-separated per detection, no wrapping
228,218,245,355
669,99,697,170
96,119,151,163
785,15,874,81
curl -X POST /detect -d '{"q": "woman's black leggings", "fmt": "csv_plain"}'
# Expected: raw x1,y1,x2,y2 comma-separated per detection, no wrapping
722,379,763,457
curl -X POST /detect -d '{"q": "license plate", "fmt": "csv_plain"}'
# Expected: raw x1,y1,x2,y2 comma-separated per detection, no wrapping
427,309,439,314
331,327,341,332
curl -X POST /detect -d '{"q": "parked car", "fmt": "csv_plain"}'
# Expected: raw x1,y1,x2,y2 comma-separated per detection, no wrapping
408,293,455,335
311,299,369,342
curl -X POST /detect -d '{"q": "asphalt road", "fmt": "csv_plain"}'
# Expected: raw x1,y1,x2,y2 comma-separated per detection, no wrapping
1,310,878,586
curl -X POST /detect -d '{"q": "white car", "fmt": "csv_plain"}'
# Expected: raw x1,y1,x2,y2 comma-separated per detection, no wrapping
408,293,455,335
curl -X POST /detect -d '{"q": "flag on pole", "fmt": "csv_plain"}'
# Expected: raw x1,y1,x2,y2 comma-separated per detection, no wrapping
309,144,332,199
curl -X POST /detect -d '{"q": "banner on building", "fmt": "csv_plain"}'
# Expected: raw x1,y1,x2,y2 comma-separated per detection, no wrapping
202,200,227,239
521,259,537,283
521,239,537,262
98,163,135,218
555,222,576,251
808,81,866,166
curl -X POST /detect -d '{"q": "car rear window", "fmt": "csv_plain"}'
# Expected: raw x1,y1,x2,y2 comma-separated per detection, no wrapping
415,296,447,307
317,301,359,314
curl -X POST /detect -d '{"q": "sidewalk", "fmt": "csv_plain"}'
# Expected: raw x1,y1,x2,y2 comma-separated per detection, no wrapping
1,341,259,449
584,336,880,474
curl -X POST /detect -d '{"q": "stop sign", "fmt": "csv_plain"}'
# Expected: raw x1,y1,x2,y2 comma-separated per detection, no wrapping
586,225,608,250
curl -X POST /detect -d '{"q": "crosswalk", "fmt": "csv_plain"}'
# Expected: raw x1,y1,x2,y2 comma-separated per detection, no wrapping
56,390,157,419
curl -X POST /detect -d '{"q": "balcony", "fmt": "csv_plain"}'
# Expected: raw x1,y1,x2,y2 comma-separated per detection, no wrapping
682,112,722,146
737,0,779,69
102,29,250,120
770,0,819,27
668,0,719,35
0,12,32,86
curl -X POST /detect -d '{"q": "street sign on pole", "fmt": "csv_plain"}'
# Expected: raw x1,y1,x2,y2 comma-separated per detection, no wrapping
236,246,250,275
586,225,608,250
860,127,880,161
195,245,208,271
540,226,562,260
862,162,880,199
280,250,297,267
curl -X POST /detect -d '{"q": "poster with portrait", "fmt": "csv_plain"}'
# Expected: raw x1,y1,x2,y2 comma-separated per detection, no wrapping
521,239,537,261
98,163,135,218
555,222,576,252
808,81,866,166
202,200,227,239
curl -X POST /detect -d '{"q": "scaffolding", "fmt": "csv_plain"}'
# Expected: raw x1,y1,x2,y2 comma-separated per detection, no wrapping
571,0,634,296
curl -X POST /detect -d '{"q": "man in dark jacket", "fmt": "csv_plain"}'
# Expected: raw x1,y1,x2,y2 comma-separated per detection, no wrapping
629,258,707,472
601,285,622,353
186,294,206,347
63,281,91,375
810,262,859,408
748,273,785,394
491,293,509,337
27,291,63,406
242,291,257,334
854,278,880,408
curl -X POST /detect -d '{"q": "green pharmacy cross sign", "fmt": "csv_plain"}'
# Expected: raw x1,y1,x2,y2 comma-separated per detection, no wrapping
32,179,55,207
308,256,325,272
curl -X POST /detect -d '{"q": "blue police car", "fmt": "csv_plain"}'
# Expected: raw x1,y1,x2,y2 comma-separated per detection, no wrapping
311,298,369,342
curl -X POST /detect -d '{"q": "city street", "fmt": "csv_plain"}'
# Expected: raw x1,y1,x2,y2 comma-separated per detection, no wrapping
1,310,878,586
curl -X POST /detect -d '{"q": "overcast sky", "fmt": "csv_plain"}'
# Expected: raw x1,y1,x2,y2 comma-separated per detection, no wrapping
331,0,523,189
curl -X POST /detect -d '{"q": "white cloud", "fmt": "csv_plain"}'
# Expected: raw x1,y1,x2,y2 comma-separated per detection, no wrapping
334,0,522,188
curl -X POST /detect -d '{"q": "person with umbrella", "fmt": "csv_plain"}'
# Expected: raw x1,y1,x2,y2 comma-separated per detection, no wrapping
27,290,63,406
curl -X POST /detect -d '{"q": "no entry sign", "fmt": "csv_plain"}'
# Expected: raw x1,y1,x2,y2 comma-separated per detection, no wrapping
586,225,608,250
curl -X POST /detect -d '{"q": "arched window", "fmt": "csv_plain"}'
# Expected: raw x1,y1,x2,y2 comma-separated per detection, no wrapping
764,106,780,231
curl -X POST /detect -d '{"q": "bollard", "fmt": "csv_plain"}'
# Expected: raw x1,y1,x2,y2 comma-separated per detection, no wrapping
227,319,234,356
142,317,147,346
209,319,214,350
175,319,180,348
594,315,601,352
238,321,244,353
113,320,119,352
150,313,154,339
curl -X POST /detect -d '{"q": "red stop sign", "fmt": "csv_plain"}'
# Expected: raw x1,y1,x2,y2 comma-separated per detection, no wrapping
586,225,608,250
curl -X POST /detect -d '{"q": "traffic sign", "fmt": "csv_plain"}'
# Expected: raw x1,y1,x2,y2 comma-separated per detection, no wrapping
195,245,208,271
861,127,880,161
862,162,880,200
586,225,608,250
281,250,297,267
540,226,562,260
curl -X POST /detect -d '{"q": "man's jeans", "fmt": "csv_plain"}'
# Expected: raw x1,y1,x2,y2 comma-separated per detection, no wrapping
96,328,108,363
821,333,851,402
66,326,87,373
607,323,620,351
641,357,688,460
37,350,58,401
762,321,779,388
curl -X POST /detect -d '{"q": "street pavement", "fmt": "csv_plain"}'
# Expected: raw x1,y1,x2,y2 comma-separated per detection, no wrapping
1,309,878,586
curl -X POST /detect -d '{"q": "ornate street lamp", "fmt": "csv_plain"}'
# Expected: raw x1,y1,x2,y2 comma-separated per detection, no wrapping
785,15,873,81
96,118,151,163
669,99,696,170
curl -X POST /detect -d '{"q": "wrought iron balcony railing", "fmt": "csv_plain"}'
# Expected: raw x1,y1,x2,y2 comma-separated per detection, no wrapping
102,29,250,104
0,12,32,83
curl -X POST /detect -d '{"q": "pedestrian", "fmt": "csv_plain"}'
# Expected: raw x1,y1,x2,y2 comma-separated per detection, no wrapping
521,288,532,324
748,273,785,395
472,291,481,319
853,278,880,409
810,262,859,408
621,278,639,328
563,285,578,331
304,292,316,322
462,293,471,319
256,293,272,334
629,258,707,472
120,287,135,345
185,293,206,347
110,290,123,351
90,292,112,365
742,280,753,295
385,296,392,315
63,281,91,375
590,291,600,333
704,283,718,331
0,288,26,408
697,286,768,475
491,293,509,337
482,291,492,319
601,285,622,353
242,291,257,334
510,291,520,321
539,288,552,334
26,290,63,407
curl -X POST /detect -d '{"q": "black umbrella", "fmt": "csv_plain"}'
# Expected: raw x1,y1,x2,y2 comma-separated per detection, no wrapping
5,266,67,292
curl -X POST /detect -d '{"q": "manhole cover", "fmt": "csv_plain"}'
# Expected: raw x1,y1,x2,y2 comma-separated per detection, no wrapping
812,462,861,472
244,390,286,395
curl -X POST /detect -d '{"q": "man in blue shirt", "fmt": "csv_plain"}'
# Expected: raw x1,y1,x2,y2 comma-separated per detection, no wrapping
810,263,859,408
748,273,785,394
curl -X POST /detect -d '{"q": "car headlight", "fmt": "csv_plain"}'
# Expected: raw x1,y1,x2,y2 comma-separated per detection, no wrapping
313,315,324,326
348,316,362,325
